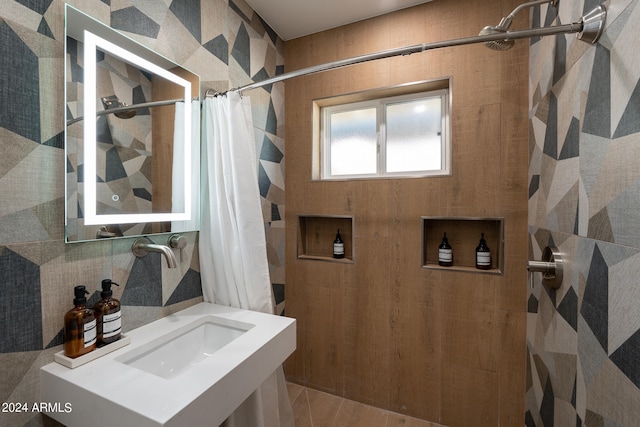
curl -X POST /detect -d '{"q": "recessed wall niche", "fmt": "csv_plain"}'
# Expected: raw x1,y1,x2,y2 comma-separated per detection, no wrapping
297,215,354,263
422,216,504,273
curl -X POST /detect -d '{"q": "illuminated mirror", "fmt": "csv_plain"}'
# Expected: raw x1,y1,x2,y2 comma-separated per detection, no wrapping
65,5,200,242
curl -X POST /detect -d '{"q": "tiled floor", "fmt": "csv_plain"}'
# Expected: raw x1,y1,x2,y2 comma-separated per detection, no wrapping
287,382,445,427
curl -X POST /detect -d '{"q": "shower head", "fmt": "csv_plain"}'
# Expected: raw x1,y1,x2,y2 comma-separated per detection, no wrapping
114,109,137,119
479,2,606,51
479,25,515,51
101,95,137,119
480,0,558,51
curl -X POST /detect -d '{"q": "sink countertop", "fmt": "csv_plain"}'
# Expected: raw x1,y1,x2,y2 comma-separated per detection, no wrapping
40,302,296,427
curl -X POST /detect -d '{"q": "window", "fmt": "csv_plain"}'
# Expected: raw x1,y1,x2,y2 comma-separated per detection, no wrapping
315,83,450,180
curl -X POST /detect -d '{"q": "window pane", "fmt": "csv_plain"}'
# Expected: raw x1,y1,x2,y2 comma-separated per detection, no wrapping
329,108,377,175
386,97,442,173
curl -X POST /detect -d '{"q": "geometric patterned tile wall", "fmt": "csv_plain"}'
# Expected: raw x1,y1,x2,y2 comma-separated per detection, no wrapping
527,0,640,425
0,0,284,425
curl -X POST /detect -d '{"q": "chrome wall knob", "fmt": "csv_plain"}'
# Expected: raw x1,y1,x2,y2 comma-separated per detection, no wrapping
527,246,563,289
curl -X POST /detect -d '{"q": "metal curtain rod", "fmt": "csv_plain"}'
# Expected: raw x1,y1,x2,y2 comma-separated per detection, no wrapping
229,24,580,94
224,23,581,94
221,5,605,96
66,97,198,126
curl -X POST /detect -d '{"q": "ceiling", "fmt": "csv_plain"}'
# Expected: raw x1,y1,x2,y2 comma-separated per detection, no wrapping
244,0,433,41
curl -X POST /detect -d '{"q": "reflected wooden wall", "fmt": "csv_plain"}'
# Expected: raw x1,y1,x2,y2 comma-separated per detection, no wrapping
283,0,529,425
151,68,199,232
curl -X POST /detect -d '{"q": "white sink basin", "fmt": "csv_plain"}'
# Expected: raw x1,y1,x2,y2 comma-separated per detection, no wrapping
117,315,252,379
40,303,296,427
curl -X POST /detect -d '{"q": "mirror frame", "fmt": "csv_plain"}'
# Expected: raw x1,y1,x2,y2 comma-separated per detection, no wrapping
65,4,200,242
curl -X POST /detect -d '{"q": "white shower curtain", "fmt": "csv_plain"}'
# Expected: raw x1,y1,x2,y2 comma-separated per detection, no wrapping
199,92,294,427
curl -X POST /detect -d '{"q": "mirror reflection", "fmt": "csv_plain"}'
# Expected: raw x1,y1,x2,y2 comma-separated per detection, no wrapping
65,5,200,242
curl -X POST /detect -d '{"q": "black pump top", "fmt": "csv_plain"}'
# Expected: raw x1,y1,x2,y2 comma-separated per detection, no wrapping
100,279,120,298
73,285,89,306
477,233,489,250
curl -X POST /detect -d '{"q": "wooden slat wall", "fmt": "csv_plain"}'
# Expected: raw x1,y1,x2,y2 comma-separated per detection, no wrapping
284,0,529,425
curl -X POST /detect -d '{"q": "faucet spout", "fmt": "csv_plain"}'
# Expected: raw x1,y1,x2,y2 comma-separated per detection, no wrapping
132,237,178,268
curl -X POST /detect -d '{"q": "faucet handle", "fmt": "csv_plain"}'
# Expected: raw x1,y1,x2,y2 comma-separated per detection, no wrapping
169,234,187,249
169,234,187,263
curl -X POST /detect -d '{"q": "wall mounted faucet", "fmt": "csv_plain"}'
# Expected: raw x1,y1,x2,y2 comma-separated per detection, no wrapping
132,237,178,268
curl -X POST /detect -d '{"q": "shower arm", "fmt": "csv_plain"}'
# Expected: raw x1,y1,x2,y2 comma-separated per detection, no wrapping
220,4,606,96
497,0,558,30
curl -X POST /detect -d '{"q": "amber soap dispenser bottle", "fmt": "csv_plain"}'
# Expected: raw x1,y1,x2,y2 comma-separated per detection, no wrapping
63,286,97,358
93,279,122,346
333,229,345,259
475,233,492,270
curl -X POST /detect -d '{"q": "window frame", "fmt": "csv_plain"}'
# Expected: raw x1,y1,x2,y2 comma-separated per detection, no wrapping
317,85,451,181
